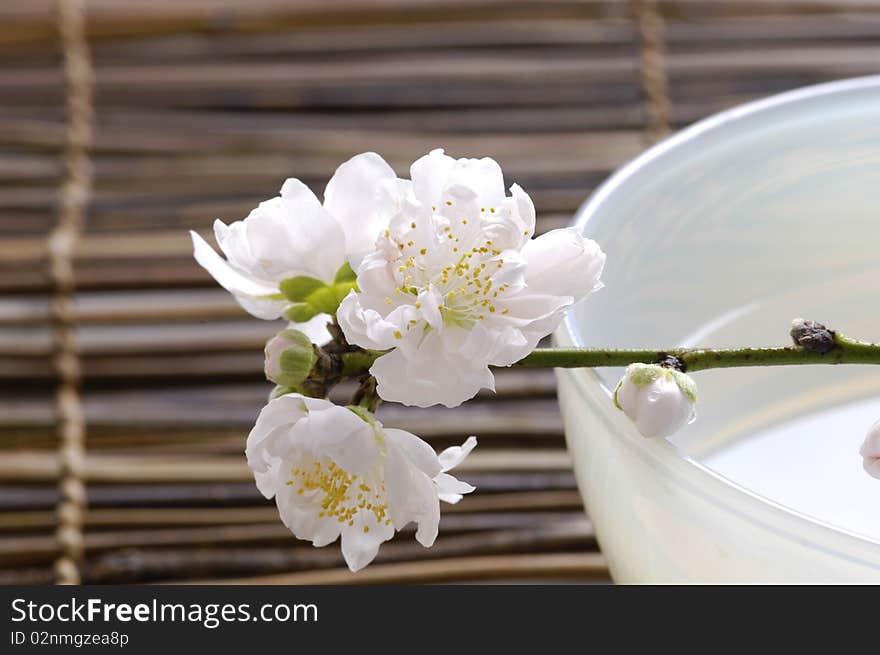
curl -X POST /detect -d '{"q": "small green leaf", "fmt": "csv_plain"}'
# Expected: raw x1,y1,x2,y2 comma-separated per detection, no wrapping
284,303,319,323
623,363,697,403
671,369,698,403
627,363,664,388
279,276,325,302
334,262,357,283
333,281,358,303
305,285,340,315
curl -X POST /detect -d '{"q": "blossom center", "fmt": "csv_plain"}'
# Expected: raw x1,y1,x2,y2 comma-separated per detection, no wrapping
287,456,390,530
383,206,512,328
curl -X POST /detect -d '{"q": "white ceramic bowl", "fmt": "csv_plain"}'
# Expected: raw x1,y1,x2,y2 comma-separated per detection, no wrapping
556,76,880,583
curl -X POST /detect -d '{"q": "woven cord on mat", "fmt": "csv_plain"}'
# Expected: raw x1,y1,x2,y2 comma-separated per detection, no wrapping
50,0,94,586
634,0,672,143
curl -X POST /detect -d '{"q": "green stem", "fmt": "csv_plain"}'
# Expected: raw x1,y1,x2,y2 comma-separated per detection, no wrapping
339,333,880,375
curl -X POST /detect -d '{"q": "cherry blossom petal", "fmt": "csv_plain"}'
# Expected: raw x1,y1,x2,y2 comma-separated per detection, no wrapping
337,291,419,352
323,152,398,258
410,148,455,207
448,156,505,208
370,347,494,409
383,439,438,537
191,230,284,319
276,487,343,548
292,405,381,477
438,436,478,472
253,460,279,500
340,519,394,572
243,193,344,283
385,428,443,478
291,314,333,346
435,473,476,504
523,227,606,299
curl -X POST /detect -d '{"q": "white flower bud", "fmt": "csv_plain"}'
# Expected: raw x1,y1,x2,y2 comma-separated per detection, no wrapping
860,420,880,480
613,363,697,439
264,329,317,387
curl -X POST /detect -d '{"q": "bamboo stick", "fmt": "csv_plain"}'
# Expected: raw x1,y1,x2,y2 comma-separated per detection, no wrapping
0,520,598,584
0,150,633,188
85,15,880,60
0,512,587,566
178,552,609,585
0,289,243,326
0,448,571,484
0,472,577,512
1,47,878,102
0,490,583,532
0,211,570,269
0,398,564,444
0,1,630,45
68,15,880,66
1,0,876,50
0,121,644,164
88,524,594,583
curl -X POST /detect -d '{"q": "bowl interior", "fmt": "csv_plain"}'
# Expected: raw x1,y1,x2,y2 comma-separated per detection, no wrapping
566,77,880,542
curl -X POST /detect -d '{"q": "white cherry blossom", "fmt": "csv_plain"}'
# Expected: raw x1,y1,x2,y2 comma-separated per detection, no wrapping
191,152,403,341
337,148,605,408
614,363,697,439
860,420,880,480
246,393,476,571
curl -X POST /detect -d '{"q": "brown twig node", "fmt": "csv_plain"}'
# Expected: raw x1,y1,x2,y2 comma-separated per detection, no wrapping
656,354,687,372
790,318,837,355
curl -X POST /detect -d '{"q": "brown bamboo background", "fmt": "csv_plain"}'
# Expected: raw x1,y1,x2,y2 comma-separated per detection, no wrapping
2,0,879,584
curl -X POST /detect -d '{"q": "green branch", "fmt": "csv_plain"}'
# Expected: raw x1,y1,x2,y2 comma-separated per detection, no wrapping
337,333,880,376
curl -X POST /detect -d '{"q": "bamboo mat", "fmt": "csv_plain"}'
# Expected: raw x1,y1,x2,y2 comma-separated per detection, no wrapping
1,0,878,585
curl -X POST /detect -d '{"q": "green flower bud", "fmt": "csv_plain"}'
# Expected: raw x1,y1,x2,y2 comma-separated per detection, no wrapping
264,329,317,387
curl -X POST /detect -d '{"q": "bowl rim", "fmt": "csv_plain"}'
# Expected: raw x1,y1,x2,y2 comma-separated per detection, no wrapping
560,74,880,560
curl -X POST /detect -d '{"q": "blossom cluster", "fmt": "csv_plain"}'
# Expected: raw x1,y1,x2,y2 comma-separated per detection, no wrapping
192,149,877,570
192,149,610,569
